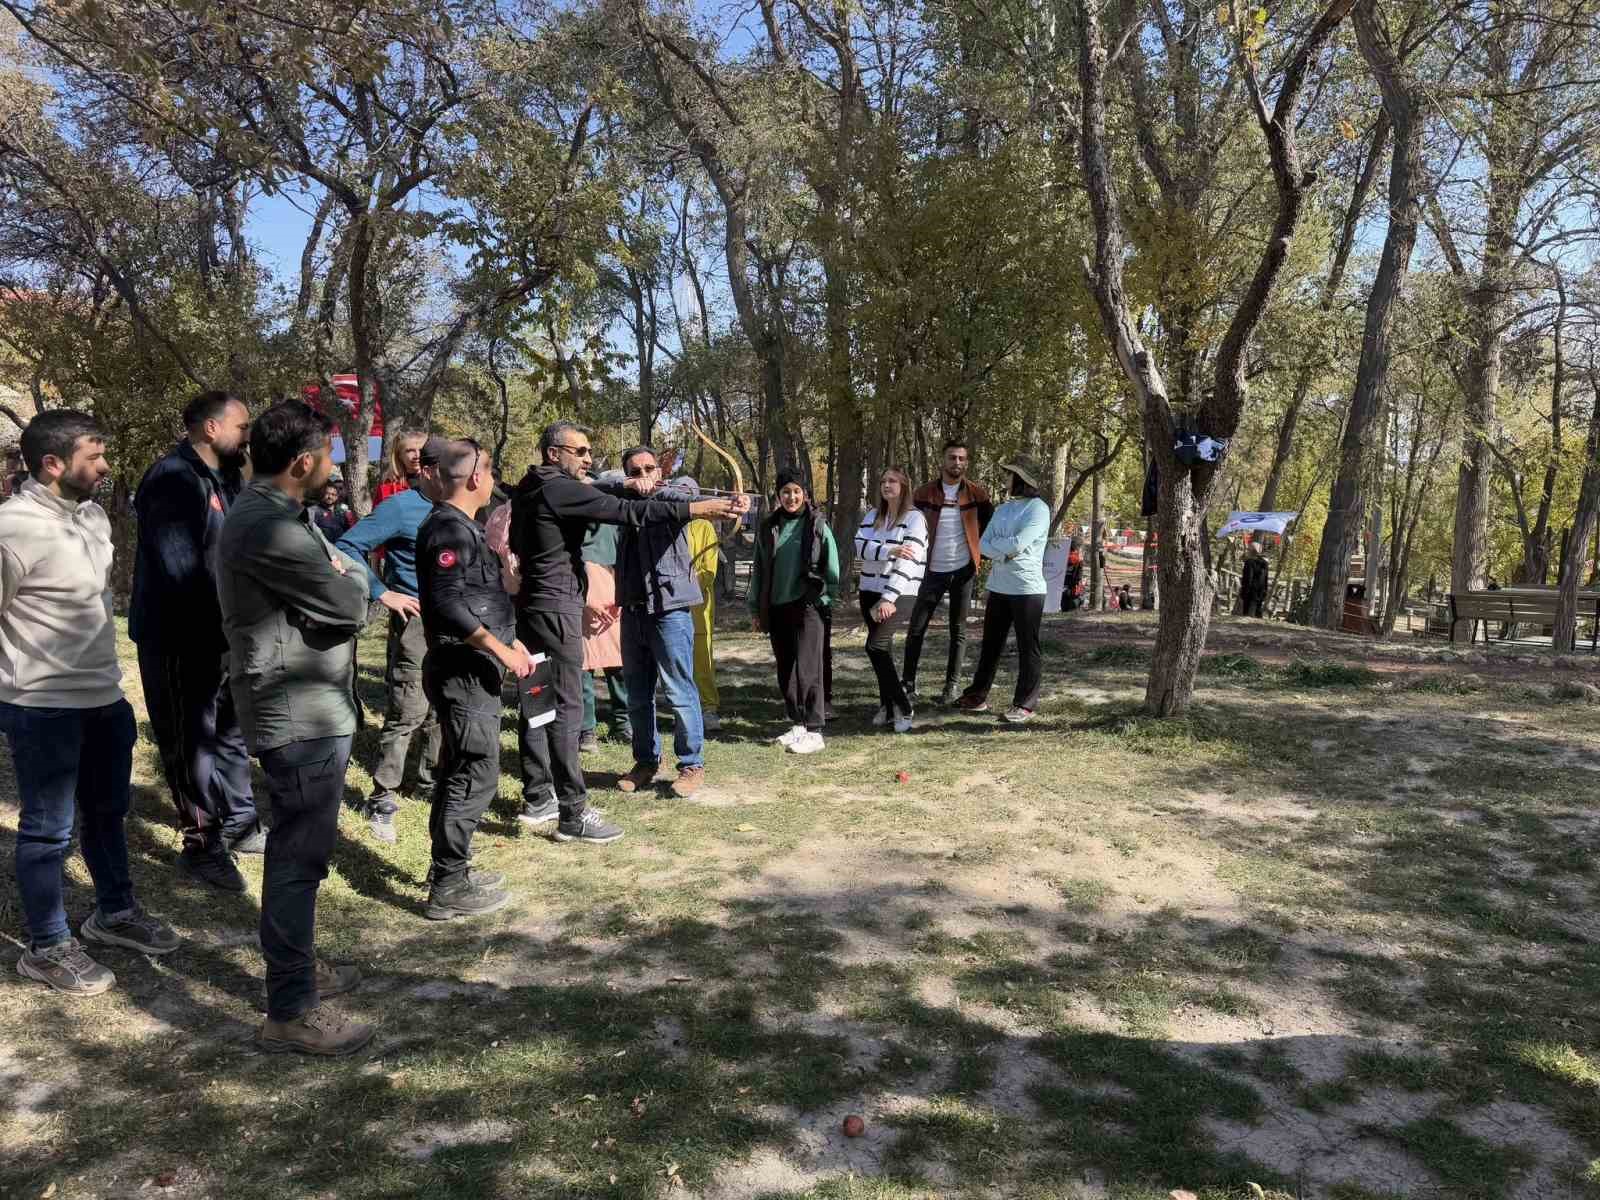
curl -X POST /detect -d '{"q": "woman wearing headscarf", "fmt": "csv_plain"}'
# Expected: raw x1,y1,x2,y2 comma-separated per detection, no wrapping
854,467,928,732
957,457,1050,724
749,470,839,754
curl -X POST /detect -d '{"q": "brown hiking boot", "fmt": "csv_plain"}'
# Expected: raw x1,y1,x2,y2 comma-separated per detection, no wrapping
258,958,360,1011
259,1004,375,1057
671,766,705,798
616,762,659,793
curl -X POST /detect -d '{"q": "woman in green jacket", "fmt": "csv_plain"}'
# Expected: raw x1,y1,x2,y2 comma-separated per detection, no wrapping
749,470,840,754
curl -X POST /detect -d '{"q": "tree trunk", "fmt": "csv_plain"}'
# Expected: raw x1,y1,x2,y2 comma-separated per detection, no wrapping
1554,392,1600,653
1308,1,1421,629
1090,461,1104,610
341,210,380,513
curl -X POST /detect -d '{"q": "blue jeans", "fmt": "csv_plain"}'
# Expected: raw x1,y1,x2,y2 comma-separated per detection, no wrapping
0,699,137,950
622,607,703,769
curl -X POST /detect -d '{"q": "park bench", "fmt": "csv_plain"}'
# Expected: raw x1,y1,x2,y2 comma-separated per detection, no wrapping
1447,587,1600,651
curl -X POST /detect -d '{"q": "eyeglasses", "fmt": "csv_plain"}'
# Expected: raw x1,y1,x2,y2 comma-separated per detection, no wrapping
554,443,592,458
626,463,661,478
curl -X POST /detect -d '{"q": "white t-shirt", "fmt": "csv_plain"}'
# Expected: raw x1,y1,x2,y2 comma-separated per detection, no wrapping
929,482,970,573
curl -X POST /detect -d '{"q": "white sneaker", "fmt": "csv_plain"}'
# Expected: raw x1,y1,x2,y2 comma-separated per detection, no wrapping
774,724,805,747
1003,707,1035,724
871,707,890,727
703,711,722,732
787,730,825,754
893,711,916,734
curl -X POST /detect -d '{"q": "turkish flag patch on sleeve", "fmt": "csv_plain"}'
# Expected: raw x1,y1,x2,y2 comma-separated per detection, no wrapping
209,493,224,513
437,549,458,568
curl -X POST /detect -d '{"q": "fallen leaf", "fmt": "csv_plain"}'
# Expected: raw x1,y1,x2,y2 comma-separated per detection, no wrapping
1171,1191,1199,1200
581,1094,599,1102
630,1096,646,1117
666,975,692,984
734,823,757,833
1247,1186,1267,1200
42,1185,58,1199
609,1175,617,1185
613,1049,627,1057
155,1174,177,1189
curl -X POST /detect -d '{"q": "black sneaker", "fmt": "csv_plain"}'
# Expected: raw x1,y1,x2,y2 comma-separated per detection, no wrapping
579,729,600,754
81,904,180,955
228,825,267,855
425,876,513,921
518,793,559,826
553,808,624,845
179,848,247,893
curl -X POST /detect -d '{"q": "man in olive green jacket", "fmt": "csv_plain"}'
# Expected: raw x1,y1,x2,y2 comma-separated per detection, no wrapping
217,400,375,1058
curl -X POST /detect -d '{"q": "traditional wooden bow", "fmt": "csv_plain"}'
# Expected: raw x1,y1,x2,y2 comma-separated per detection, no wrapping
690,420,745,498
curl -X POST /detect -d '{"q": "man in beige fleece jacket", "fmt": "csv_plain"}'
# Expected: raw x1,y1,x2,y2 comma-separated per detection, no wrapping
0,410,180,996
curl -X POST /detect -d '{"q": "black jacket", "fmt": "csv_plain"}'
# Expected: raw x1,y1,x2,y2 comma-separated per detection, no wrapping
508,465,689,616
130,441,242,653
417,503,514,658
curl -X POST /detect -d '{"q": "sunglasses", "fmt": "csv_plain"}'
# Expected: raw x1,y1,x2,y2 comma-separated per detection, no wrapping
626,463,661,478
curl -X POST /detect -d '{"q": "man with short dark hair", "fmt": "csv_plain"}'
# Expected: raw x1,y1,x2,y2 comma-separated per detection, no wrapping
417,439,532,919
614,446,720,799
336,437,444,843
131,390,260,892
509,422,743,841
903,440,993,705
2,410,181,996
219,399,374,1057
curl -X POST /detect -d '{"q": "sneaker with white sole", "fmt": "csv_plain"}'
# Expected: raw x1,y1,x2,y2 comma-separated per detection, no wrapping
17,938,115,996
871,707,890,727
1003,707,1035,724
787,730,825,755
82,905,180,955
774,724,806,747
893,711,916,734
554,807,624,844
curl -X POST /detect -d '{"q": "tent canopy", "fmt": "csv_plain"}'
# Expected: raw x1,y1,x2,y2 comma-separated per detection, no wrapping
1216,511,1298,538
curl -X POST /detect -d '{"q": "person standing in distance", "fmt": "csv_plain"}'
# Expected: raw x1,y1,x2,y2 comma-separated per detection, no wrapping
957,457,1051,723
749,470,840,754
903,441,993,706
130,390,260,893
2,411,181,996
218,400,374,1057
336,438,444,843
508,422,744,842
416,439,532,920
855,468,928,732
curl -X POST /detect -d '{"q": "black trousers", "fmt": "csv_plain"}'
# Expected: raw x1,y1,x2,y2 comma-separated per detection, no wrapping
259,734,351,1022
1241,589,1265,618
860,591,913,717
370,612,440,802
137,642,256,854
820,604,835,708
424,648,504,886
902,562,976,691
517,610,588,818
966,591,1045,711
769,601,827,731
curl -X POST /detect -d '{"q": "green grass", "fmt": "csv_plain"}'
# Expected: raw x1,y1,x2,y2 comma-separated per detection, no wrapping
1,610,1596,1200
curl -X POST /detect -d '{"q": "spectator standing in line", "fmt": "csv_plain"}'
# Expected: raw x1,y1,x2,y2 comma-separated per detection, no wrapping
509,423,742,841
416,439,532,920
958,457,1050,724
307,480,356,543
854,467,928,733
218,400,374,1057
578,508,630,755
903,441,993,706
750,469,840,754
684,494,724,733
2,410,181,996
336,441,444,843
130,390,260,893
374,430,427,507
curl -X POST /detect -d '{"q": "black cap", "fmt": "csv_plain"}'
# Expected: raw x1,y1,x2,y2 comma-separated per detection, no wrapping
419,435,449,467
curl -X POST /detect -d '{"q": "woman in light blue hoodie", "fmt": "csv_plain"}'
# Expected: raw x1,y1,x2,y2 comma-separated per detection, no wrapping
957,457,1050,723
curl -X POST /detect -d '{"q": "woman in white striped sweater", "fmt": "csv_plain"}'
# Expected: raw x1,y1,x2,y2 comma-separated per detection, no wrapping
854,468,928,732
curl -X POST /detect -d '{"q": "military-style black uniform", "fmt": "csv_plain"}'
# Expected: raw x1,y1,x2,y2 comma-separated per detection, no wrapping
416,503,515,887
